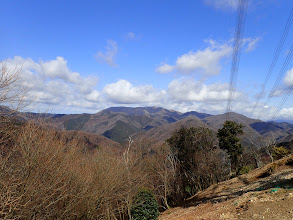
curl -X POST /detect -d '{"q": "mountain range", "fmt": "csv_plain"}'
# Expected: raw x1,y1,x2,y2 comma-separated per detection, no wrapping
31,106,293,148
4,106,292,148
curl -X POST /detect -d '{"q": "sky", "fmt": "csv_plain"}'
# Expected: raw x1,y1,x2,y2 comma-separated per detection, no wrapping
1,0,293,121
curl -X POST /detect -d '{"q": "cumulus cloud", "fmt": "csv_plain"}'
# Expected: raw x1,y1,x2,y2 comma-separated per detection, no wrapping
203,0,238,10
156,38,260,76
3,54,288,120
156,40,232,75
175,45,231,75
99,78,253,117
6,56,98,90
95,40,118,67
2,56,100,113
167,78,242,102
85,90,100,102
40,57,71,80
155,63,175,73
103,80,165,104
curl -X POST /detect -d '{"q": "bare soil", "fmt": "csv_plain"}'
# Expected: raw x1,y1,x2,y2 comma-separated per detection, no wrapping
160,155,293,220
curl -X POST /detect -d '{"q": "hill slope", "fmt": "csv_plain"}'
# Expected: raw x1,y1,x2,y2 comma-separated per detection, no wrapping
160,155,293,219
135,116,209,144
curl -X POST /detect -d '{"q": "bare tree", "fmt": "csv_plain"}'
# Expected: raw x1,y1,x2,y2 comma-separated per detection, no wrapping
150,145,177,209
0,63,30,151
0,62,29,112
264,136,276,163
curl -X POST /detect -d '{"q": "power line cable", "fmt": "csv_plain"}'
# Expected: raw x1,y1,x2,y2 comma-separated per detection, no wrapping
226,0,249,119
256,42,293,119
270,81,293,121
249,8,293,118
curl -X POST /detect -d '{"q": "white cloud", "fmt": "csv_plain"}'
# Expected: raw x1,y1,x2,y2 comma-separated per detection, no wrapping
5,56,98,91
161,96,252,117
203,0,238,10
127,32,136,40
86,90,100,102
100,78,251,117
155,63,175,73
244,37,261,52
40,57,70,80
3,53,289,120
175,45,231,75
2,56,100,113
249,105,293,122
167,78,242,102
284,67,293,86
271,89,286,97
278,107,293,120
103,80,165,104
157,40,232,76
159,77,257,116
269,67,293,97
156,38,260,76
95,40,118,67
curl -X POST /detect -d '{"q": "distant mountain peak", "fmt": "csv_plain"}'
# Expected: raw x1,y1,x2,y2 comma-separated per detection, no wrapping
101,106,182,116
182,110,212,119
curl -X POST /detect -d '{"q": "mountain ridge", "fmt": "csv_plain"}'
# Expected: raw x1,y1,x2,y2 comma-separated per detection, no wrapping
3,106,293,146
48,107,293,146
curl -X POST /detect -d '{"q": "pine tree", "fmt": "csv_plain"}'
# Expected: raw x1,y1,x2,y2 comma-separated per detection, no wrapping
217,120,244,171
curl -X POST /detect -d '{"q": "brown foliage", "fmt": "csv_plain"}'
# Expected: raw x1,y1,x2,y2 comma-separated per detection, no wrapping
0,120,151,219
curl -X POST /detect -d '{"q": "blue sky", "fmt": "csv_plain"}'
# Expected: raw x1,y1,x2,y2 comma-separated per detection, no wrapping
1,0,293,121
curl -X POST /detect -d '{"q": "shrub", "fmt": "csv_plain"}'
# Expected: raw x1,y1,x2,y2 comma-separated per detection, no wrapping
131,188,159,220
236,164,254,176
272,146,289,160
0,121,147,219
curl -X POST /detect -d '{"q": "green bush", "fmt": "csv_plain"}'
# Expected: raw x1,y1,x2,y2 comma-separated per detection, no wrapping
272,146,289,160
236,164,254,176
131,188,159,220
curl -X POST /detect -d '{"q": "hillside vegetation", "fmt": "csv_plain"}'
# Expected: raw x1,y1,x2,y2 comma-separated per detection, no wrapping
1,65,293,219
1,110,293,219
0,118,169,219
161,155,293,219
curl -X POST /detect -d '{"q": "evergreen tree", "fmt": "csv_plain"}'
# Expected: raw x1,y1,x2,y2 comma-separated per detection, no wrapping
131,189,159,220
217,121,244,171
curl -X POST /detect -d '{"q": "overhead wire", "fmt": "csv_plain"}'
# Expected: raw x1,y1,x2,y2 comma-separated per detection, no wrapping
256,42,293,119
270,78,293,121
226,0,249,119
241,5,293,150
248,8,293,118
